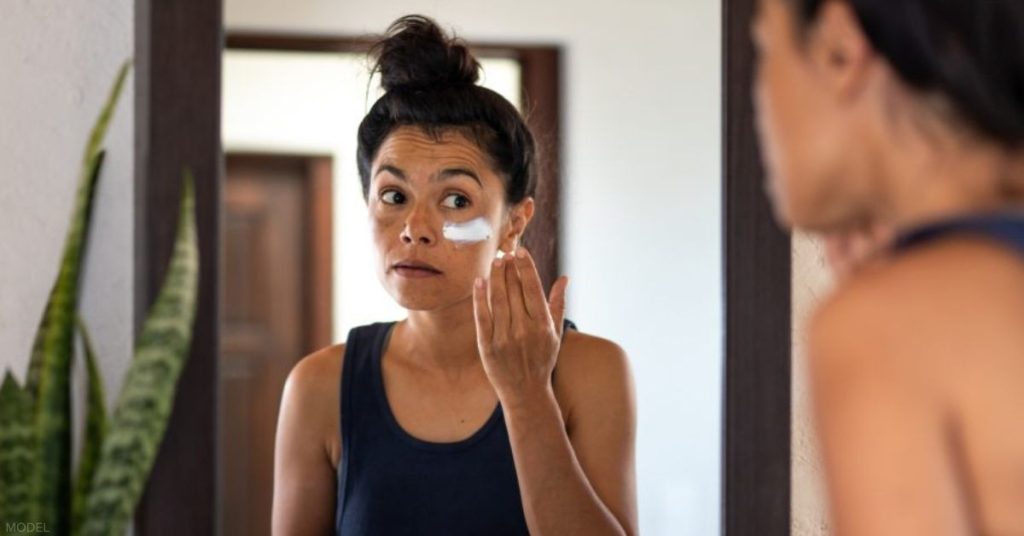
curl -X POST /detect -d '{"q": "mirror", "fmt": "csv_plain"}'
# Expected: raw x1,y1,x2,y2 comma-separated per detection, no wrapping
218,2,723,535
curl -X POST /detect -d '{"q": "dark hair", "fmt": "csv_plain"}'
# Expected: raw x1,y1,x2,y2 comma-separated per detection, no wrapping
791,0,1024,147
357,15,537,203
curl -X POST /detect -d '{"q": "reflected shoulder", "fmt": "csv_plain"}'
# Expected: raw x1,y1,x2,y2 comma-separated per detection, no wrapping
556,331,635,415
283,343,346,412
559,330,630,370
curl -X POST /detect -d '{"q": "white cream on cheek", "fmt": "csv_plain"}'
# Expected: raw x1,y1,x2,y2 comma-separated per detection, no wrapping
442,216,492,246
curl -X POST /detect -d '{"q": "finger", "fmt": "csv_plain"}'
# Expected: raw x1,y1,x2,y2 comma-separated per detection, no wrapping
512,247,548,321
489,257,511,335
472,277,493,349
504,254,529,336
548,276,569,338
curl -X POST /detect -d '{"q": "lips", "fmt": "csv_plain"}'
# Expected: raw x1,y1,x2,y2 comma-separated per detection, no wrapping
391,260,442,277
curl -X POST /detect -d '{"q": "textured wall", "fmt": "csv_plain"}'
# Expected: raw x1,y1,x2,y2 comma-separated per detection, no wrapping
0,0,135,513
791,232,833,535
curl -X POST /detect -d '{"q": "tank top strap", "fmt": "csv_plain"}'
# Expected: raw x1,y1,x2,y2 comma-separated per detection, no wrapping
893,211,1024,256
337,321,395,522
340,322,394,428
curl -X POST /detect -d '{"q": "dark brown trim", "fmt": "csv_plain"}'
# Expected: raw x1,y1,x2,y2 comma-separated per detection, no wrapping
226,33,377,54
134,0,222,533
518,48,563,294
224,33,563,291
226,32,530,59
723,0,792,534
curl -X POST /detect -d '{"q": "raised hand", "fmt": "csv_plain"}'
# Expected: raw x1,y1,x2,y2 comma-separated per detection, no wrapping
472,247,569,409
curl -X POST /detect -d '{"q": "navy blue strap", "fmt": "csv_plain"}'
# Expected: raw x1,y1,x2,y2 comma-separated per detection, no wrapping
893,212,1024,255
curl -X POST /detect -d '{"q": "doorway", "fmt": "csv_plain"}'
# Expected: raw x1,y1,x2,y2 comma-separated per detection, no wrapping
220,152,332,535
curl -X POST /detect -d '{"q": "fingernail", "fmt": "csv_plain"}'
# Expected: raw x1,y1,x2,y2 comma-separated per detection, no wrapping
516,248,526,259
494,258,502,268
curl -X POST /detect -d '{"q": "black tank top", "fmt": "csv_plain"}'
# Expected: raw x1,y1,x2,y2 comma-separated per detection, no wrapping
335,320,576,535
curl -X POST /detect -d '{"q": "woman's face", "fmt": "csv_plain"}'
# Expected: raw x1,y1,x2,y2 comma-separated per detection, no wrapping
367,126,532,311
752,0,876,231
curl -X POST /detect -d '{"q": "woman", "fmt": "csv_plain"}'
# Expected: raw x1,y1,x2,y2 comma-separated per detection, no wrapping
753,0,1024,534
271,16,637,536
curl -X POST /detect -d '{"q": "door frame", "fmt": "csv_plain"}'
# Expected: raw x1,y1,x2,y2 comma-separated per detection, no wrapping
133,0,222,534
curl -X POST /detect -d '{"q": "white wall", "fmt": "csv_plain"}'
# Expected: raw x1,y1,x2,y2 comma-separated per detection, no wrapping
0,2,134,535
0,0,134,470
225,1,723,534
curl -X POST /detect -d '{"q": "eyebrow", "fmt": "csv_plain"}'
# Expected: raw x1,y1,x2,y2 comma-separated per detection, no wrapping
438,167,482,187
374,164,482,187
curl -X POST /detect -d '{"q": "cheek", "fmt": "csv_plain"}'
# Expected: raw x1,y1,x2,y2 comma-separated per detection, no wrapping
757,57,803,166
757,59,831,211
756,60,798,192
368,209,403,254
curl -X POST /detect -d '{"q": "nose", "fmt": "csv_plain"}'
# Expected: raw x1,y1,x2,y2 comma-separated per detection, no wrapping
400,203,437,246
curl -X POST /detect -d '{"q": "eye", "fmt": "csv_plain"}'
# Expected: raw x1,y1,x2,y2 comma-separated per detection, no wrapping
380,189,406,205
441,193,471,209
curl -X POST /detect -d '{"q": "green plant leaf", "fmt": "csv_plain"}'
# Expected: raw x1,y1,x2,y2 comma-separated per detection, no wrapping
25,57,131,405
23,149,106,535
83,172,198,536
23,58,131,535
0,372,36,530
27,59,131,400
71,317,108,536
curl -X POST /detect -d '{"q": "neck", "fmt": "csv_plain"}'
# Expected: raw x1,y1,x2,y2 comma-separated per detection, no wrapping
869,130,1024,234
394,296,481,373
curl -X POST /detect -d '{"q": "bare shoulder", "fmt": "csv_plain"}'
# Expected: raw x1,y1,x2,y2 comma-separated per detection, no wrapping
558,330,632,383
809,238,1024,534
280,343,347,464
553,330,635,425
810,237,1024,391
284,343,346,404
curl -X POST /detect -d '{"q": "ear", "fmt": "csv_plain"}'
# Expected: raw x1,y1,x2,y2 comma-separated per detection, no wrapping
808,1,874,99
500,198,535,253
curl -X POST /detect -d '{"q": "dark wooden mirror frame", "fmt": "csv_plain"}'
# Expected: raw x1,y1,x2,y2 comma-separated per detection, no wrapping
723,0,793,533
133,0,792,533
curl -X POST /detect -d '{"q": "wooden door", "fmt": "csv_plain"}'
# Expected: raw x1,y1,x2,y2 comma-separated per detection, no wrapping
220,153,332,536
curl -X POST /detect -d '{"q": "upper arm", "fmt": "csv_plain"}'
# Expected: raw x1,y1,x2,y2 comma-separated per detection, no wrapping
808,292,972,536
560,334,639,536
272,346,342,536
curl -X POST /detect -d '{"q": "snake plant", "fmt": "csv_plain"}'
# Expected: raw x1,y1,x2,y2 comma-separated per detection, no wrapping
0,60,200,536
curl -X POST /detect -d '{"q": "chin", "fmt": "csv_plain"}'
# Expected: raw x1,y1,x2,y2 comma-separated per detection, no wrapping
764,180,801,231
385,284,469,312
788,202,866,235
767,177,836,233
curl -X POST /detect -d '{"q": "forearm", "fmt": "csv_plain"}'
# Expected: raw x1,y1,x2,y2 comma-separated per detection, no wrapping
503,389,627,536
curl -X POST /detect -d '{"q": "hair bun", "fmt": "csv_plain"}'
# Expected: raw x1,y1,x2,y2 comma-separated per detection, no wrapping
372,15,481,93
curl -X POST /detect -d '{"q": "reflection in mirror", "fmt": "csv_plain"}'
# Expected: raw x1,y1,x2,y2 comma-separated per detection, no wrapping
220,2,722,535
